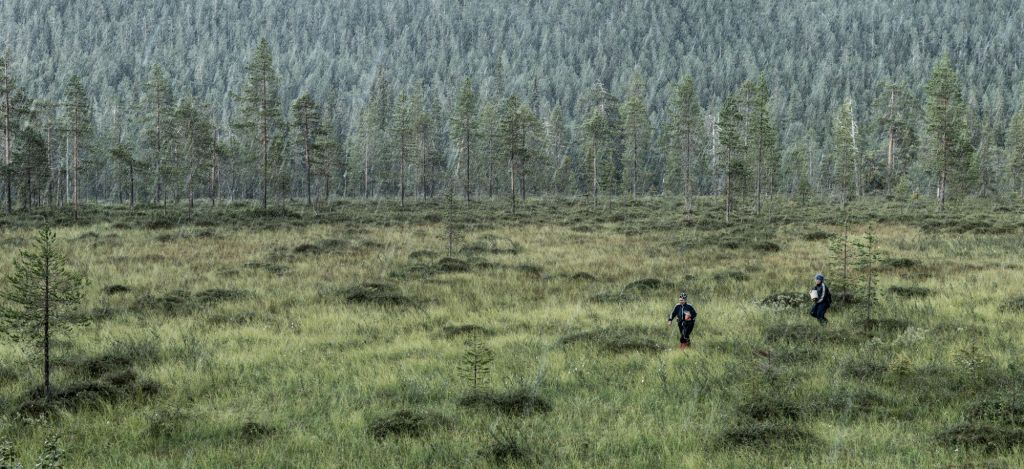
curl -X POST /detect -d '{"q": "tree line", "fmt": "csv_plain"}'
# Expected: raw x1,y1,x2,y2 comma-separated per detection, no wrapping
1,43,1022,218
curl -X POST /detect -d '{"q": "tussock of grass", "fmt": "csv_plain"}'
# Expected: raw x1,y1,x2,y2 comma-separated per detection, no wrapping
720,420,818,448
442,324,492,338
367,409,450,439
887,285,931,297
239,421,276,442
460,235,521,255
1001,296,1024,313
558,327,666,353
459,389,552,416
103,284,132,295
344,282,411,306
761,292,806,309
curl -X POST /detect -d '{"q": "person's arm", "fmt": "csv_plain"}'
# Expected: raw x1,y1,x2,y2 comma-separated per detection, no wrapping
815,285,824,304
668,305,679,322
687,305,696,320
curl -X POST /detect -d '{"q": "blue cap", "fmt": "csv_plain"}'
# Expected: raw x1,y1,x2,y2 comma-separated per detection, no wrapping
815,273,825,282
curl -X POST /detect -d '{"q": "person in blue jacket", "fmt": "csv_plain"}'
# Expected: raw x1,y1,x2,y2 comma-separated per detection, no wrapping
810,273,831,325
667,292,697,349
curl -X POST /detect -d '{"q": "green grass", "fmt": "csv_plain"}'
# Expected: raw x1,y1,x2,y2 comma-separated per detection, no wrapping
1,196,1023,467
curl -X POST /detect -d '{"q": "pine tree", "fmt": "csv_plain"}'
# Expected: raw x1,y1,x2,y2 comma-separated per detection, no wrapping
872,82,919,193
14,127,50,211
620,76,652,198
545,105,573,195
291,93,323,206
924,56,972,209
141,65,174,205
62,75,91,214
665,76,708,208
832,98,858,204
235,38,283,209
748,75,779,213
452,78,479,201
1,49,31,214
391,92,414,206
0,227,87,400
718,93,747,223
582,107,612,204
174,99,216,213
479,102,501,198
499,96,531,213
1007,99,1024,197
110,142,139,208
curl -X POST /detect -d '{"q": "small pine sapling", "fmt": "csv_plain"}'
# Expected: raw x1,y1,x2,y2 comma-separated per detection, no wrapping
458,335,494,395
852,232,881,318
0,227,87,400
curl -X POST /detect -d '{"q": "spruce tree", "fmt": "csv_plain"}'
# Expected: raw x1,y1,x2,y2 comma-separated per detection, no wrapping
392,92,414,206
235,38,283,209
924,56,972,209
0,227,87,400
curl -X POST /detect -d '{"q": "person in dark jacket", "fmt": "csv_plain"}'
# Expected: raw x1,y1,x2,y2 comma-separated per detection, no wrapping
667,292,697,349
810,273,831,325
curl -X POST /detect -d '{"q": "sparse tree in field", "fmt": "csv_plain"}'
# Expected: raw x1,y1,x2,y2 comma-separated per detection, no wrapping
291,93,323,206
832,98,859,204
62,75,92,214
924,56,972,209
872,82,919,193
141,65,174,205
235,38,283,209
452,78,479,201
620,76,652,198
0,227,87,400
1,49,32,214
665,76,708,209
458,335,494,394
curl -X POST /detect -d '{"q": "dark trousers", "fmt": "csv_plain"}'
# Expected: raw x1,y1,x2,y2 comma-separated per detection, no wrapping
811,303,829,322
678,320,695,344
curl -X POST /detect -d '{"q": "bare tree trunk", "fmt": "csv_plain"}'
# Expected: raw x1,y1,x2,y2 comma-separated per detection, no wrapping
509,154,516,214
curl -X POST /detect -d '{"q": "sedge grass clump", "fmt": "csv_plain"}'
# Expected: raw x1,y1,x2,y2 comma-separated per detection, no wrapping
343,282,410,306
459,388,552,416
558,327,666,354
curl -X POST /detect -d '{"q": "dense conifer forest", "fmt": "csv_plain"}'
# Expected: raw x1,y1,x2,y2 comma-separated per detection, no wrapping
2,0,1024,210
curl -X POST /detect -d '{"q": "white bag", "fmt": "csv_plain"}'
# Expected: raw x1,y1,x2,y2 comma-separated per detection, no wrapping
810,289,819,300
